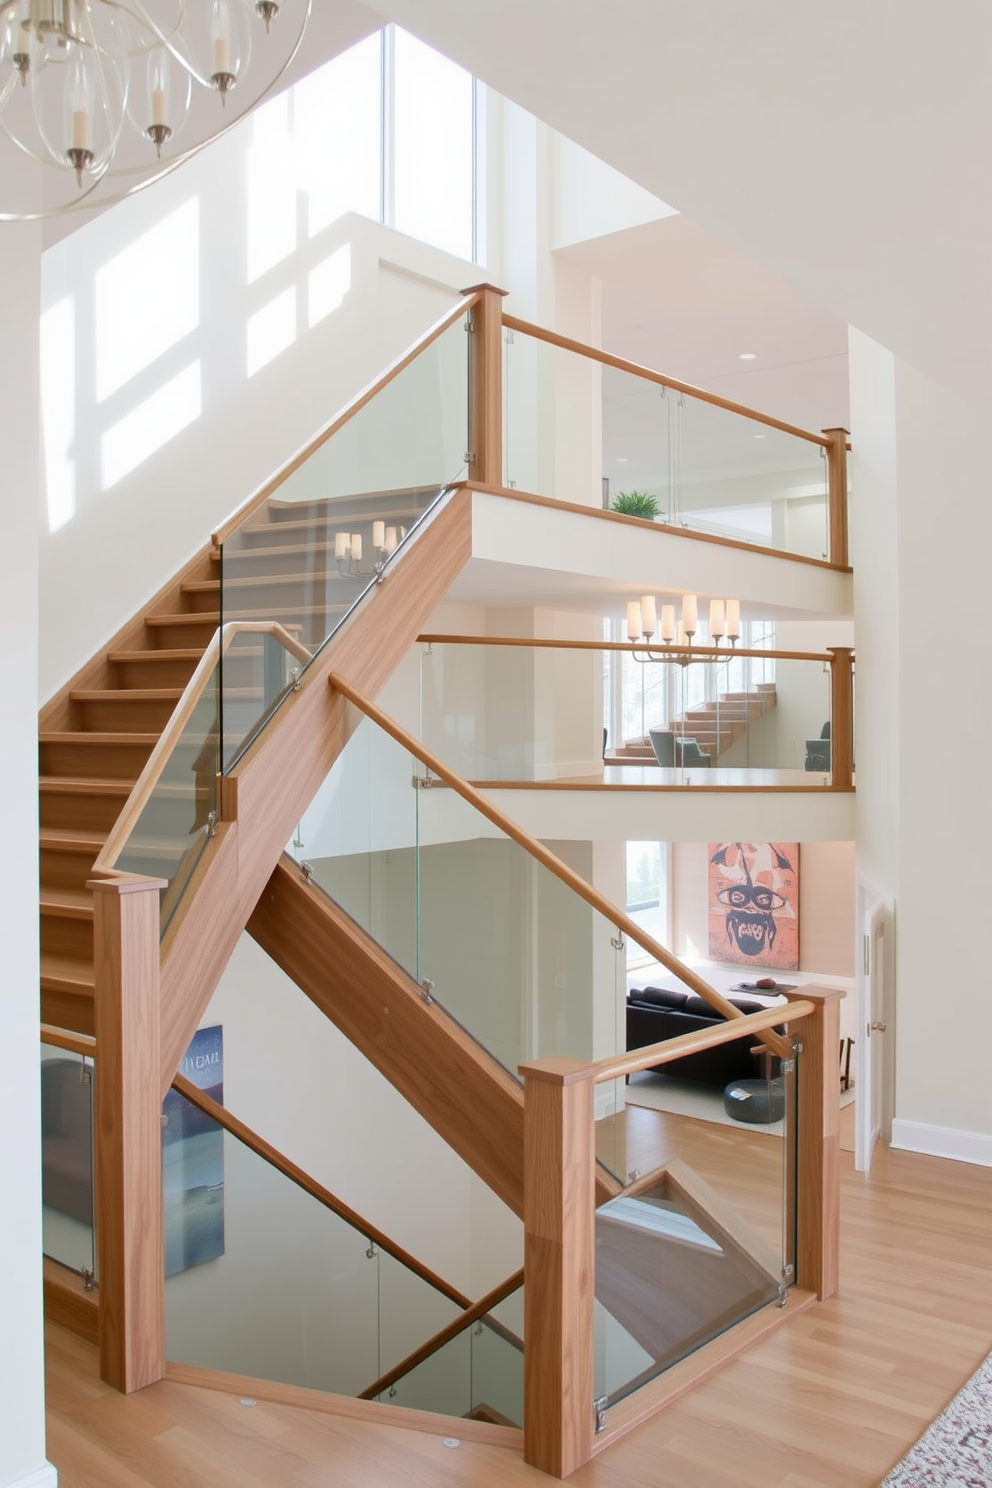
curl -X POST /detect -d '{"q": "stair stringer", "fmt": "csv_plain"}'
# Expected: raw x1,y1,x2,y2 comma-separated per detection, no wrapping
247,856,621,1216
156,488,473,1093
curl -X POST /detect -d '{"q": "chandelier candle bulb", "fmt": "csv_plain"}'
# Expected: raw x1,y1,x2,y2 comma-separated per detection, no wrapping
151,89,168,127
677,621,687,649
334,532,349,560
372,520,385,549
710,598,726,639
350,533,362,561
682,593,698,636
385,527,398,554
71,109,92,151
660,604,676,642
726,598,741,640
626,602,642,642
640,595,656,637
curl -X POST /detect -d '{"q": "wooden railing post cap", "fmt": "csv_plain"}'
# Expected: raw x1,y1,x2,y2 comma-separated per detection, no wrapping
87,873,168,896
519,1054,593,1086
821,426,850,436
460,281,508,298
783,984,846,1007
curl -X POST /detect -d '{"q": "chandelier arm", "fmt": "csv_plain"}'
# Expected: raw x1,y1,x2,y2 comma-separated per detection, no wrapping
101,0,213,90
0,0,311,219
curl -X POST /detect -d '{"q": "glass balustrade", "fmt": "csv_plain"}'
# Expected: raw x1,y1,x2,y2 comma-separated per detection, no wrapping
290,707,629,1099
163,1084,467,1398
219,311,470,769
378,1284,524,1427
418,641,835,785
40,1040,95,1282
593,1038,798,1413
504,327,830,560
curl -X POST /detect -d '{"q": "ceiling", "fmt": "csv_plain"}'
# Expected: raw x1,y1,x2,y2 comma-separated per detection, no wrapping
368,0,992,413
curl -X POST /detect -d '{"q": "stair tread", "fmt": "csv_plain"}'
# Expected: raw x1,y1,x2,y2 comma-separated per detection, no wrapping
188,572,350,590
39,827,106,851
40,887,94,920
70,689,184,703
40,732,161,745
145,612,220,625
40,777,135,795
109,648,205,662
40,952,95,993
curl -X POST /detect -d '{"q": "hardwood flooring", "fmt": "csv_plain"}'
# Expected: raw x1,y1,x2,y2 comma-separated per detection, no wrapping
46,1135,992,1488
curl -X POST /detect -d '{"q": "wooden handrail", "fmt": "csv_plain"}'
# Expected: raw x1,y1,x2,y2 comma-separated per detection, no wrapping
211,294,480,547
328,672,788,1057
502,314,829,448
170,1073,472,1312
41,1024,96,1057
419,634,840,664
591,1000,814,1084
93,621,311,878
357,1266,525,1401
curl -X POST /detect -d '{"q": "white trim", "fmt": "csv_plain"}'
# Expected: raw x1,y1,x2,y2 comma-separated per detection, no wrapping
3,1466,58,1488
890,1119,992,1169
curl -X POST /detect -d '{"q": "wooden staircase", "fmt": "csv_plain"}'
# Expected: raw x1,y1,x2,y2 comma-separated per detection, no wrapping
38,488,441,1040
609,683,776,765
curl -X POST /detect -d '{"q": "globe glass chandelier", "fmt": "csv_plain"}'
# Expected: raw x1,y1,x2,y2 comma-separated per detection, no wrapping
0,0,310,218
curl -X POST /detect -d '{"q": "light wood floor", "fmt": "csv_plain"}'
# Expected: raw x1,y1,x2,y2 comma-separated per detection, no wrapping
46,1132,992,1488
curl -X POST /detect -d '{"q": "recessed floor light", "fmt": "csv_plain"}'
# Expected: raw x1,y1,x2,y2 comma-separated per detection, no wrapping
739,352,757,360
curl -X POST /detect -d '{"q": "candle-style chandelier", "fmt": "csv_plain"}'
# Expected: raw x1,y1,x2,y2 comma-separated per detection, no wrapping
334,523,407,581
0,0,310,219
626,593,741,663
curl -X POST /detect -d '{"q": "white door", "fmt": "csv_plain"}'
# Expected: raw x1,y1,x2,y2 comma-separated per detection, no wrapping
855,899,887,1172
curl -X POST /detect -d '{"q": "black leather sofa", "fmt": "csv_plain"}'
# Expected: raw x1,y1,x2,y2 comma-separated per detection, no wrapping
626,985,783,1086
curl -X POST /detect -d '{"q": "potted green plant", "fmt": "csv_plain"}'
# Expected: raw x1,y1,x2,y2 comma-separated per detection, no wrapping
611,490,660,519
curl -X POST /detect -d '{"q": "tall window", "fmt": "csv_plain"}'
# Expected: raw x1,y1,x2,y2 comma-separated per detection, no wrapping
625,841,668,966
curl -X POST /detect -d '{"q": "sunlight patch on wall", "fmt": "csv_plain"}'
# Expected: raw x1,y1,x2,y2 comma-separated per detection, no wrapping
95,198,199,402
308,244,351,329
102,362,202,488
247,288,297,376
247,93,297,285
41,295,76,533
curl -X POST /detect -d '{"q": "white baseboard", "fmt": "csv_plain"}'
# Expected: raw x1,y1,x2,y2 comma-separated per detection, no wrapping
2,1465,58,1488
890,1119,992,1168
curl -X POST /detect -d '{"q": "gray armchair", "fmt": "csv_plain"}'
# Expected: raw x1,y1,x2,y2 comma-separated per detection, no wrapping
649,729,712,768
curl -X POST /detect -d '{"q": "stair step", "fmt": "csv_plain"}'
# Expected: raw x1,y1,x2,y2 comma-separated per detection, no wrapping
39,827,106,853
40,888,94,921
40,951,95,996
39,732,157,783
70,688,184,733
108,647,206,689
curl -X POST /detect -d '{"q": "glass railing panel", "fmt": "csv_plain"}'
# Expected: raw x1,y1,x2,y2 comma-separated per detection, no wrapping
112,658,219,936
40,1041,95,1281
220,312,470,767
219,628,307,772
163,1086,462,1397
595,1041,797,1411
505,329,670,516
379,1285,524,1427
292,713,421,982
678,393,828,560
289,702,628,1106
420,642,835,785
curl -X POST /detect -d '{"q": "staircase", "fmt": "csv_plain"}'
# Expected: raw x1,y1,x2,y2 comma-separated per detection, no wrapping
609,683,776,766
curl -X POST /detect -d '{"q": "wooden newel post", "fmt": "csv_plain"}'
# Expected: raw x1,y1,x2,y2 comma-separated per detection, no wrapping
89,875,167,1393
520,1056,596,1478
822,427,849,568
783,986,845,1300
827,646,854,788
461,282,508,490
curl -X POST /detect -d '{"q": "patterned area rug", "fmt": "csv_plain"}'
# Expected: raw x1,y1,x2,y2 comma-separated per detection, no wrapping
880,1353,992,1485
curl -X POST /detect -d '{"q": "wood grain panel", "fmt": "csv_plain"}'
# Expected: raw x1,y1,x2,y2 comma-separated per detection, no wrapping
158,489,473,1090
248,857,526,1217
520,1059,595,1478
90,876,167,1393
43,1260,99,1346
823,427,850,567
464,284,507,488
784,985,843,1299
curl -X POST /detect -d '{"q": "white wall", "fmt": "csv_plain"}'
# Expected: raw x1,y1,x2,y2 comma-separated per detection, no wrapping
0,200,55,1486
